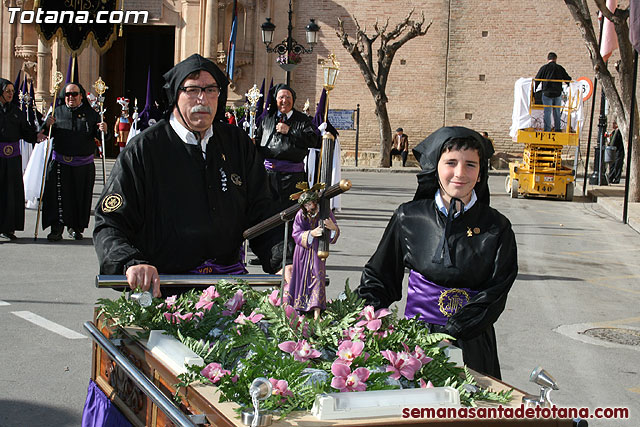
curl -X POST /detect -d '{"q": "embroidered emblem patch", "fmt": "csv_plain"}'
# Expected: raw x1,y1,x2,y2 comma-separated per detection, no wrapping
473,227,480,234
3,145,13,156
231,173,242,186
102,194,123,213
438,288,471,317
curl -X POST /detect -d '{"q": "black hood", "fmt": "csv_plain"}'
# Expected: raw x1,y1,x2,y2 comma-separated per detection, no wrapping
162,54,229,123
0,78,12,92
267,83,296,113
412,126,488,200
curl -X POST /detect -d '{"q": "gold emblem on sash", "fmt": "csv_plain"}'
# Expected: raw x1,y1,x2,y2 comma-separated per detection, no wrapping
438,288,470,317
102,194,123,213
3,145,13,156
231,173,242,186
63,155,74,163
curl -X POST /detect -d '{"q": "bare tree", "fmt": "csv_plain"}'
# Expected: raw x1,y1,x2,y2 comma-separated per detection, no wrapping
337,10,431,167
564,0,639,201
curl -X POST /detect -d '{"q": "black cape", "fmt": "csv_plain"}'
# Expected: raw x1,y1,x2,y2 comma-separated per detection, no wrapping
41,102,103,231
0,101,37,233
94,119,282,275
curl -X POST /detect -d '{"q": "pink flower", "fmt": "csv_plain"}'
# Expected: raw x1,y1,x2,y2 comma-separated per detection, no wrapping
234,310,264,325
381,349,422,380
278,339,321,363
356,306,391,331
268,289,282,306
269,378,293,398
222,290,245,315
195,286,220,310
176,311,194,322
159,295,177,308
343,326,365,341
419,378,435,388
200,362,231,384
403,343,433,365
336,340,364,365
163,312,177,323
284,306,310,337
330,361,370,392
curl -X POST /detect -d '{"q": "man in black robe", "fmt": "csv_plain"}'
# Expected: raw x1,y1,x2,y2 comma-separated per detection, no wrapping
250,84,320,265
94,54,285,298
41,83,108,241
358,126,518,379
255,84,320,211
607,120,624,184
0,78,38,241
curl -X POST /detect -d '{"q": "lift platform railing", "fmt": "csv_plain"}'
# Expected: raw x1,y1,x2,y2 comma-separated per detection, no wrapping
530,78,580,134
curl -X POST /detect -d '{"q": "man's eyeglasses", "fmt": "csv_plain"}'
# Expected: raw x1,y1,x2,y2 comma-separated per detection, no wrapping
65,91,80,97
179,85,220,98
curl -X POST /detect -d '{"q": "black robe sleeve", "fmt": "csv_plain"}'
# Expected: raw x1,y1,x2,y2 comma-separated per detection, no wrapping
93,144,150,274
289,111,321,150
358,209,407,309
443,222,518,340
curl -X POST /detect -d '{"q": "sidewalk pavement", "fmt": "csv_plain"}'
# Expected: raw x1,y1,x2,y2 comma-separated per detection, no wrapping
343,165,640,235
584,182,640,234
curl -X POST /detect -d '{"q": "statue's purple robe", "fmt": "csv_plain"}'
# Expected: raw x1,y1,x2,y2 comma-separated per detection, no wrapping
285,209,339,313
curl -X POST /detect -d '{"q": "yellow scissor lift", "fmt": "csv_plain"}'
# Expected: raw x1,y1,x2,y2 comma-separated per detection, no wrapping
506,78,580,201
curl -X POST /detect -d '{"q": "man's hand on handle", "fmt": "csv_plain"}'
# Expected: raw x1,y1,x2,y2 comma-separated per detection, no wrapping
126,264,161,297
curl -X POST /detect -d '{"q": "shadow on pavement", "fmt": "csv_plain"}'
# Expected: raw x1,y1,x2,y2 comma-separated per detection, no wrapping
0,400,79,427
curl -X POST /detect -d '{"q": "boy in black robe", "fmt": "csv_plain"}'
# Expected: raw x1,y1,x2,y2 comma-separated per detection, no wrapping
94,54,285,298
358,126,518,379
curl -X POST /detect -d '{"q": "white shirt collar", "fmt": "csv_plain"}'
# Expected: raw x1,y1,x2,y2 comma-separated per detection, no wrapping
435,189,477,217
169,113,213,158
278,110,293,120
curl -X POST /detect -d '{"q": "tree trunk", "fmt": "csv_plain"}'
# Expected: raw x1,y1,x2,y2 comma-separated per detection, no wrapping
375,101,393,167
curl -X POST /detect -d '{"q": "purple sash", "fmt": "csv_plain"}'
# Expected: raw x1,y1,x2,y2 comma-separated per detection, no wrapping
52,150,95,166
189,259,248,275
264,158,305,173
405,270,478,326
0,142,20,158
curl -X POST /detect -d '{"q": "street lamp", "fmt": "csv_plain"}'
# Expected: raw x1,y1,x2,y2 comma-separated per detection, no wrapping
260,0,320,86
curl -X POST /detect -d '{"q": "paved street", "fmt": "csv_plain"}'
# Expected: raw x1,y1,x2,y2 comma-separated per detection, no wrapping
1,162,638,426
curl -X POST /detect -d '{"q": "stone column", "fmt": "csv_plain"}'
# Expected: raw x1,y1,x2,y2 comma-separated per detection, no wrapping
36,39,51,108
202,0,218,60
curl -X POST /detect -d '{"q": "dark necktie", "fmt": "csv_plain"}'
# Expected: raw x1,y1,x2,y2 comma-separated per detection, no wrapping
432,197,463,267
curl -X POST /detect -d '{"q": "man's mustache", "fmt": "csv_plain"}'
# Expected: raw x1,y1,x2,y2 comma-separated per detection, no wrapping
191,105,212,113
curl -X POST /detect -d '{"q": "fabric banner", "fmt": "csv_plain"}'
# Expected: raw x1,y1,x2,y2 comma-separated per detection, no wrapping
35,0,119,53
23,139,52,209
630,0,640,53
81,379,132,427
226,0,238,80
600,0,619,62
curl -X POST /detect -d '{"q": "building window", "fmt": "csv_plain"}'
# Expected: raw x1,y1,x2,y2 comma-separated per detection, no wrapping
465,113,473,120
479,74,485,81
482,31,488,37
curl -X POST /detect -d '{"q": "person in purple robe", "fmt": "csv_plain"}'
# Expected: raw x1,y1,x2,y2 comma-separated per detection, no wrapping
285,183,339,320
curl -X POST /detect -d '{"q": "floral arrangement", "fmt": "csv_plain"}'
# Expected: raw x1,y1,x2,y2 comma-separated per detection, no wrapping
276,52,302,65
97,281,511,418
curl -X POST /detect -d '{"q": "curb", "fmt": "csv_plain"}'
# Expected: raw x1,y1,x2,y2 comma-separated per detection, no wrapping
588,191,640,235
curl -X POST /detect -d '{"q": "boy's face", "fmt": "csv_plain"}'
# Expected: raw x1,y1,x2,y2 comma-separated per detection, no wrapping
437,148,480,205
